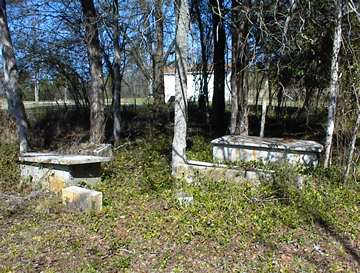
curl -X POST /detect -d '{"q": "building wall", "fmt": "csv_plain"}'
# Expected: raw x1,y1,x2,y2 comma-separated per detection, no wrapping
164,72,231,103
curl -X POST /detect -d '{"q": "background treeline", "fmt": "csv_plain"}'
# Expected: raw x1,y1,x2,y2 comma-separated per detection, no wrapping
0,0,360,173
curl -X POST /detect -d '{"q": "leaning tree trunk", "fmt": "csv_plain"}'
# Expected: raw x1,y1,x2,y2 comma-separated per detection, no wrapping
324,0,342,168
172,0,189,174
230,0,249,135
153,0,165,104
210,0,226,136
80,0,105,144
0,0,30,153
112,0,122,143
343,90,360,181
280,0,297,54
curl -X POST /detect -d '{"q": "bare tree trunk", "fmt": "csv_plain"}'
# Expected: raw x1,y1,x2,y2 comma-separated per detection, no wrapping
259,79,268,138
280,0,297,54
260,98,267,138
315,88,323,111
230,69,239,133
139,0,155,100
230,0,249,135
230,0,240,135
0,0,30,153
34,80,39,102
210,0,226,136
172,0,189,174
80,0,105,144
276,84,283,119
194,0,209,122
153,0,165,104
324,0,342,167
254,73,264,115
298,87,313,115
343,91,360,181
112,0,122,143
64,86,68,102
230,67,249,135
268,78,273,109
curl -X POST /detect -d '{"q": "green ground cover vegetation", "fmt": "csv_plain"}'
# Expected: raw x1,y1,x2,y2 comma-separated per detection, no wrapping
0,128,358,272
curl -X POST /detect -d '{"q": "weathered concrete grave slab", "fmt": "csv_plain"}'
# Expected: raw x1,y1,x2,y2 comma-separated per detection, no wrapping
19,153,112,192
212,135,323,166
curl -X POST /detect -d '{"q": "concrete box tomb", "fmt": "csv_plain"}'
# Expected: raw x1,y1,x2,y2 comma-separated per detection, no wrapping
211,135,323,166
19,153,112,192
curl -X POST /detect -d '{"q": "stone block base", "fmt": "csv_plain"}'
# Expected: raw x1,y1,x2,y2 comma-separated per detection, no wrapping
62,186,102,212
182,160,274,184
20,163,102,192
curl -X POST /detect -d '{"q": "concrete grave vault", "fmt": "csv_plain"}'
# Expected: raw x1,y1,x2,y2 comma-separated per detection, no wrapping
211,135,324,167
19,152,112,192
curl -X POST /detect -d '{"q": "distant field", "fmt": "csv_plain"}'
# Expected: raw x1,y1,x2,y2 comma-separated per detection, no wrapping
0,98,153,110
0,97,305,110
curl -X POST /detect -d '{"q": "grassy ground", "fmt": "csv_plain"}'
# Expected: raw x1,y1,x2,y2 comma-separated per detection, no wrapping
0,131,359,272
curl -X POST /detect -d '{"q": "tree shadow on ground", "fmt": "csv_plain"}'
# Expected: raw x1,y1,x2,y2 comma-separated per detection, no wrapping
271,178,359,268
315,214,360,264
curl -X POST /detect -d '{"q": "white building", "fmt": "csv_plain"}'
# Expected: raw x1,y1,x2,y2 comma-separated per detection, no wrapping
164,67,232,103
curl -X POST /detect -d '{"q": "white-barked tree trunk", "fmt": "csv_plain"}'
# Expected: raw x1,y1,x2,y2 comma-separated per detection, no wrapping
259,79,269,138
172,0,189,175
324,0,343,168
0,0,30,153
343,90,360,181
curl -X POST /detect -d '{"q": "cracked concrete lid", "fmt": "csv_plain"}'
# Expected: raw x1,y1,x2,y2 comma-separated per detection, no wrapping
19,153,112,165
211,135,324,153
